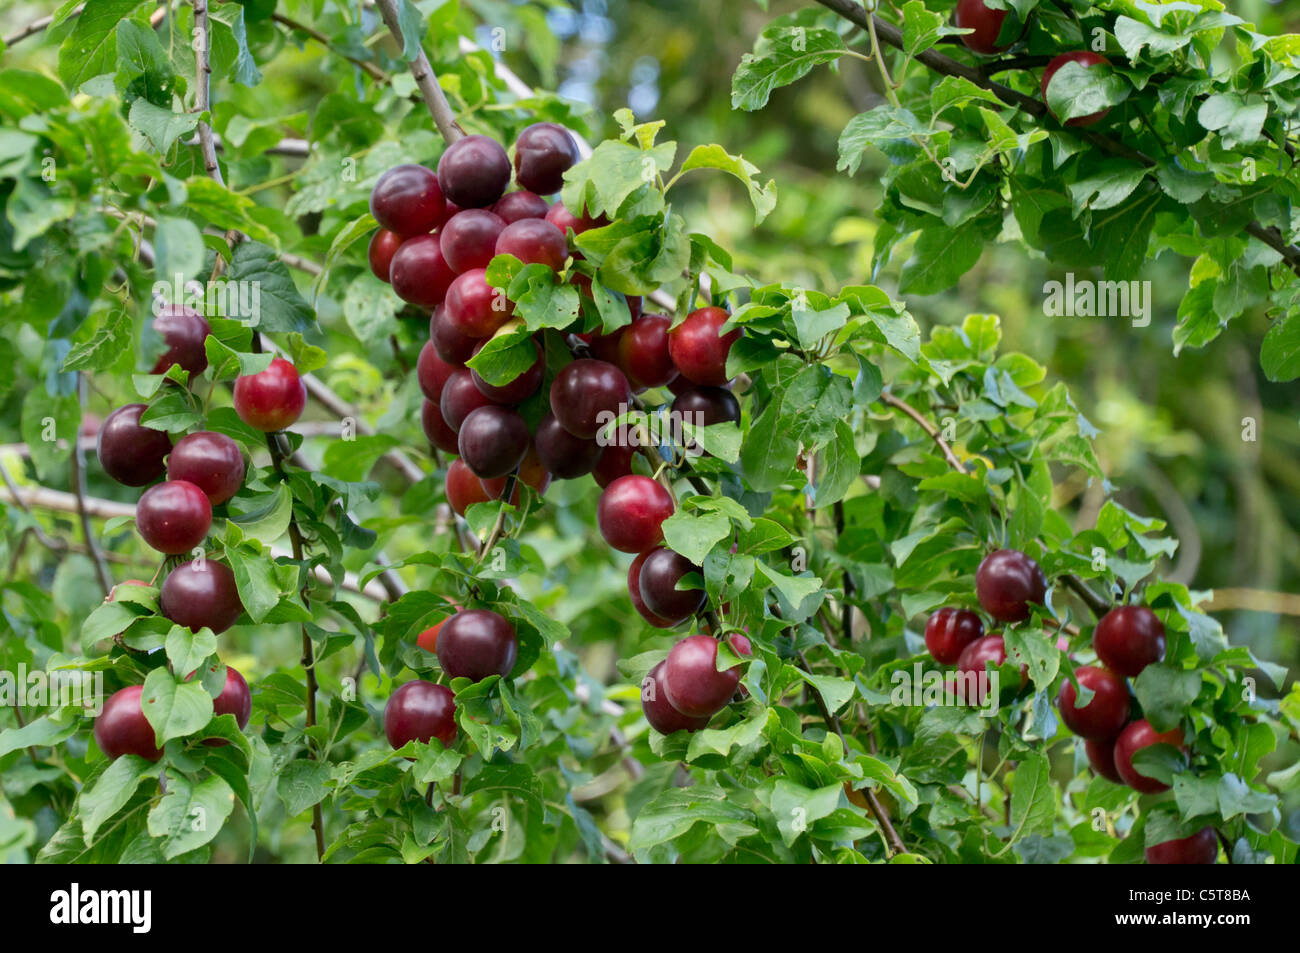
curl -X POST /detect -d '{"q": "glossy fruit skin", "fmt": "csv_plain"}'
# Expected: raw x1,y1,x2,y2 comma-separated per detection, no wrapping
160,559,243,634
458,405,530,479
384,680,457,749
471,339,543,403
137,480,213,555
617,313,676,388
1093,605,1166,678
97,403,172,486
1085,737,1124,783
1057,666,1130,740
495,218,568,271
439,209,507,274
437,609,518,682
431,305,476,364
166,431,244,505
95,685,162,761
440,368,497,432
1042,52,1112,126
545,200,608,237
955,634,1017,705
597,474,674,553
437,135,512,209
534,411,602,479
638,548,706,623
368,229,404,282
493,190,550,223
151,305,210,377
628,550,678,628
954,0,1012,54
663,635,742,718
593,442,636,489
513,122,580,194
642,661,710,734
213,665,252,731
1145,827,1218,865
233,357,306,432
1114,718,1184,793
369,164,445,236
550,358,632,439
390,234,458,309
417,340,459,403
481,443,551,502
421,398,461,454
446,459,493,516
672,386,742,431
445,267,512,338
924,607,984,665
668,307,740,386
975,549,1047,622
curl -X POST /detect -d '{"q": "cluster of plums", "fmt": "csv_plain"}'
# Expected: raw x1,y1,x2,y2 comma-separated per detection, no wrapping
924,547,1214,863
383,608,519,750
953,0,1112,126
923,548,1050,705
90,307,310,760
370,124,750,742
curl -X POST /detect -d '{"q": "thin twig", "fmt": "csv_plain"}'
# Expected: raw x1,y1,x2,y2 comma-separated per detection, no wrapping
273,13,389,83
71,375,113,598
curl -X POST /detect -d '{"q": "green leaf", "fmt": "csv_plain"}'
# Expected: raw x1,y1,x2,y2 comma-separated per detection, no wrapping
62,308,131,372
898,217,998,295
80,755,159,844
1132,665,1200,732
128,100,199,155
224,546,281,622
277,759,332,817
770,780,844,846
731,27,843,111
147,773,235,858
141,667,214,745
58,0,145,90
628,785,754,852
661,509,731,564
1008,751,1055,841
164,625,218,679
1044,59,1129,125
0,714,77,758
228,241,314,331
676,144,776,223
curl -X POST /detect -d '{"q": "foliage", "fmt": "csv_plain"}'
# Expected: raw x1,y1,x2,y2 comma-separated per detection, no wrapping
0,0,1295,864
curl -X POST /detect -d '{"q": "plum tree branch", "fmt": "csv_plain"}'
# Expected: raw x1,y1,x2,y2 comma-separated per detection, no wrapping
72,375,114,598
373,0,464,146
811,0,1300,277
192,0,224,188
273,13,389,83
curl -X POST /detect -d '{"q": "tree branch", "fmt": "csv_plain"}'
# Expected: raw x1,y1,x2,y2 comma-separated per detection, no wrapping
192,0,224,187
273,13,389,83
373,0,464,145
72,375,113,598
